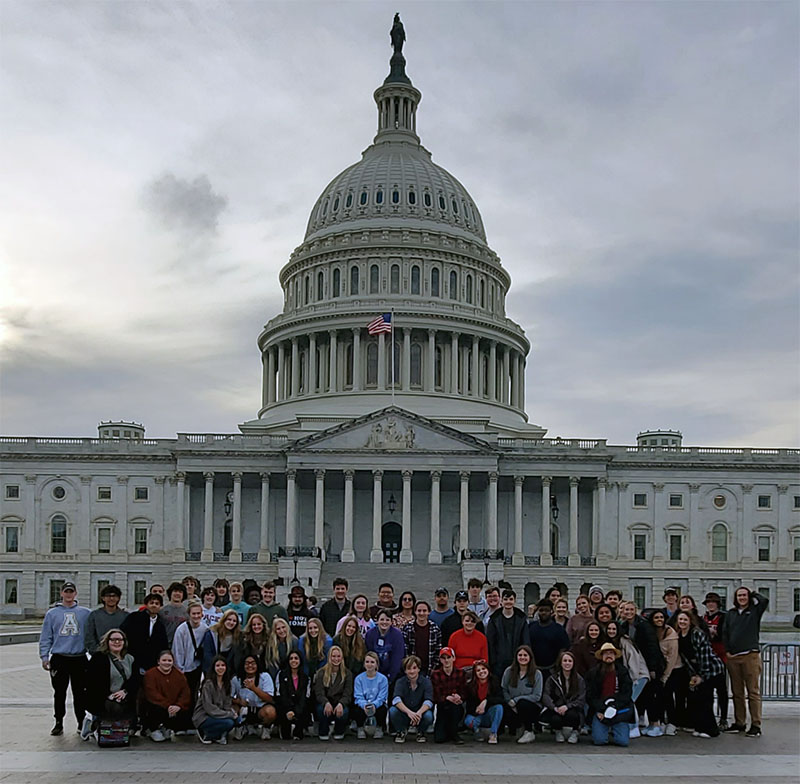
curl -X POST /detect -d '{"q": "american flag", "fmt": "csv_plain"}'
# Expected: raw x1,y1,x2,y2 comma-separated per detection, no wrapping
367,313,392,334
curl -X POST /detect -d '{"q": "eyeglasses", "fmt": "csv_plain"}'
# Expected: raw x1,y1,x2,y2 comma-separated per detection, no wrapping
402,596,414,602
109,637,124,643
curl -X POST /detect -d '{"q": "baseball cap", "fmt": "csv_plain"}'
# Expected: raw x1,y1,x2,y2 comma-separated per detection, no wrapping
454,590,468,601
434,587,449,596
702,592,722,605
663,587,679,597
61,581,77,592
439,647,456,659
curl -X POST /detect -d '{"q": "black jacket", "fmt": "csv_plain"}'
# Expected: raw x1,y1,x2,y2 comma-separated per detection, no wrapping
276,667,310,718
319,598,351,637
621,615,665,677
85,652,139,716
120,610,168,673
723,593,768,655
486,609,530,677
585,659,633,717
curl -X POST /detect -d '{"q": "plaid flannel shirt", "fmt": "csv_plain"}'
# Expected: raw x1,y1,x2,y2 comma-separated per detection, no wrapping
681,626,725,680
431,666,467,704
401,620,442,676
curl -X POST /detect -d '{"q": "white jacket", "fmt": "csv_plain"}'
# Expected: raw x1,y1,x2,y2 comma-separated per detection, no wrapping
172,620,209,673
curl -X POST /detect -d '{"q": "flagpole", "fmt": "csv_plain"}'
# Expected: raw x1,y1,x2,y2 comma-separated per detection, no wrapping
390,308,395,406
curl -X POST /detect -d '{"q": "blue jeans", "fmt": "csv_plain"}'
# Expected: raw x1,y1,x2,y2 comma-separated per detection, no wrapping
316,703,349,737
389,705,433,734
591,715,630,746
464,704,503,735
200,716,235,741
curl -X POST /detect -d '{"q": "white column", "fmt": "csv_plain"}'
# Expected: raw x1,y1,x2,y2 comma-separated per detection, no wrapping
78,476,91,555
267,346,276,404
285,469,297,549
261,352,269,407
371,470,383,563
519,356,526,411
402,328,411,391
342,469,355,562
230,472,242,561
175,472,186,552
276,343,285,401
23,474,36,554
512,475,524,565
314,469,325,556
459,471,470,556
487,471,498,551
377,332,386,389
502,345,510,404
488,340,497,400
352,328,361,391
428,470,442,563
450,332,459,392
329,330,338,392
202,471,214,561
426,330,436,392
510,351,518,407
471,336,479,396
308,333,317,394
400,469,413,562
291,337,299,397
259,472,270,559
595,478,607,558
568,476,580,566
540,476,552,565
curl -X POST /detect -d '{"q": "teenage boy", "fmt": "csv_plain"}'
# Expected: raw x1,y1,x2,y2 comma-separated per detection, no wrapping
429,588,454,627
172,601,209,699
482,586,501,623
661,587,679,619
39,581,91,736
85,584,128,654
121,593,169,674
200,586,223,628
319,578,351,636
466,578,488,617
159,582,188,645
440,590,485,645
370,583,398,620
181,576,200,604
487,588,530,677
222,581,251,626
287,585,312,636
528,599,569,679
702,592,728,730
401,601,442,677
246,581,289,626
604,590,623,617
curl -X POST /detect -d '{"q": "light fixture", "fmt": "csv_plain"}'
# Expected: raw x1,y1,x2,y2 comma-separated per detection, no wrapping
387,493,397,515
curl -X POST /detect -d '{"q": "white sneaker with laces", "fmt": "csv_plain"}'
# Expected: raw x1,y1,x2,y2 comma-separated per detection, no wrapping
80,716,94,741
260,725,271,740
665,723,677,736
629,725,641,739
517,730,536,744
567,730,579,744
357,727,366,739
150,729,166,742
374,727,384,739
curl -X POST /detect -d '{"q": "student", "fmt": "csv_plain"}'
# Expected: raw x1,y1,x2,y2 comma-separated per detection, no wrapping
200,586,223,628
723,586,768,737
487,588,530,678
702,592,728,730
275,650,309,740
193,656,239,744
171,601,209,699
222,582,251,626
286,585,312,637
464,659,503,744
246,581,289,627
370,583,398,620
566,595,593,644
299,617,332,679
528,599,570,678
39,581,91,737
482,586,502,623
159,582,188,646
200,609,242,675
449,611,489,672
239,613,270,669
393,591,417,629
553,598,570,628
333,615,367,676
604,621,650,738
501,644,542,744
84,629,138,739
181,576,200,604
318,578,351,636
400,600,442,677
649,609,681,736
265,617,299,678
314,645,353,740
570,620,603,677
213,579,230,607
85,584,129,655
594,603,615,628
585,642,633,747
230,655,276,740
440,591,485,645
541,650,585,744
365,609,406,686
431,646,467,744
390,655,434,743
141,650,193,741
335,594,374,636
243,581,263,607
352,651,389,739
429,587,455,627
121,593,169,675
466,578,489,617
668,594,710,636
587,585,605,613
661,587,680,619
604,590,623,617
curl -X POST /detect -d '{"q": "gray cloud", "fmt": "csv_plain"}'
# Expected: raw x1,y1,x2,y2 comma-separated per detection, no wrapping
142,172,227,234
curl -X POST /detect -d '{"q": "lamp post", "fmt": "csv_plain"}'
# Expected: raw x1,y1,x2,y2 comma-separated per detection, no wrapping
482,552,490,585
291,550,300,584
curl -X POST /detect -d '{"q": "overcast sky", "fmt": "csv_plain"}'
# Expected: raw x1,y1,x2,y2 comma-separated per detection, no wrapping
1,0,798,446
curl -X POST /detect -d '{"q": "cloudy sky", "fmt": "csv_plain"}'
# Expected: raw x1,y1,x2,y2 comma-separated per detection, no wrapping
1,0,798,446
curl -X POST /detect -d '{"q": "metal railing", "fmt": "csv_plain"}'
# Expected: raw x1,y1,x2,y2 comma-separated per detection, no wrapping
761,643,800,701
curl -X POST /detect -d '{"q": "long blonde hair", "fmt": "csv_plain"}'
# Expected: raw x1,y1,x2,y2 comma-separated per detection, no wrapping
320,644,348,688
212,609,242,646
303,617,327,664
265,616,297,667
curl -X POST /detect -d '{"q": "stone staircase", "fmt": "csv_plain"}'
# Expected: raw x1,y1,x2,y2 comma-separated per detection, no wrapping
316,561,464,603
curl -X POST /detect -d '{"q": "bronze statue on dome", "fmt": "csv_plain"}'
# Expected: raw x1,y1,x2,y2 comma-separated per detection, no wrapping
390,13,405,55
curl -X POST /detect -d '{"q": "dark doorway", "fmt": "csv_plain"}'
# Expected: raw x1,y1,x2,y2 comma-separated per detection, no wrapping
382,522,402,563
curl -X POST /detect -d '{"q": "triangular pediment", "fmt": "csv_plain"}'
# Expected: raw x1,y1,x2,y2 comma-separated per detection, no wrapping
288,406,496,454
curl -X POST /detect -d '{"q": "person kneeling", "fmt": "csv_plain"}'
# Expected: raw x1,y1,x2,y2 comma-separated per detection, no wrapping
541,650,586,744
464,659,504,744
390,655,434,743
193,656,239,744
276,651,310,740
501,645,542,744
141,650,193,741
586,643,633,747
431,647,467,744
352,651,389,739
231,655,277,740
313,645,353,740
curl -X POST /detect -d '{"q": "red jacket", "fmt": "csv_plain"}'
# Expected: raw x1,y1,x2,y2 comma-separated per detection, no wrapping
448,628,489,670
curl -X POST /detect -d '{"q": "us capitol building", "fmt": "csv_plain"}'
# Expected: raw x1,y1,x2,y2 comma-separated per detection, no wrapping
2,20,798,619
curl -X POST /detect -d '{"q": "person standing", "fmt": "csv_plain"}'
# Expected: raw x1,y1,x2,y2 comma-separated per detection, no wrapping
566,595,593,644
172,601,209,700
85,585,129,655
221,582,251,627
246,581,289,627
401,600,442,677
365,609,406,687
449,611,489,672
702,592,729,730
121,593,169,675
466,578,489,617
39,581,91,736
200,586,223,628
159,582,188,646
429,587,454,628
723,586,768,737
286,585,312,637
369,583,398,620
487,588,530,678
661,587,680,620
528,599,570,679
440,591,485,645
318,578,351,636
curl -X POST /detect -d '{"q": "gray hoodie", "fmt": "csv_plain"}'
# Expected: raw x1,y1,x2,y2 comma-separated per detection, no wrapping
39,603,91,660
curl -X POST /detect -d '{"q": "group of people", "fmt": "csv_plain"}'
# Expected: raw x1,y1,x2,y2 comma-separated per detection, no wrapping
39,574,767,747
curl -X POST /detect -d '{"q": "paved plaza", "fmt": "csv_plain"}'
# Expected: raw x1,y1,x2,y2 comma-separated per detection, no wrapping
1,643,798,784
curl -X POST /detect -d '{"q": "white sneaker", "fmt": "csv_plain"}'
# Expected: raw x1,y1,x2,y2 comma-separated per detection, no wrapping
665,723,677,736
629,726,641,739
554,729,565,743
357,727,366,739
80,716,94,741
150,729,166,742
260,725,271,741
567,730,579,744
517,730,536,744
374,727,384,739
214,735,227,745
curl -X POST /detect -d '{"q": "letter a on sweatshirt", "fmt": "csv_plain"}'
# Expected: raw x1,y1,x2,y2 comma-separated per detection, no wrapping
59,612,80,636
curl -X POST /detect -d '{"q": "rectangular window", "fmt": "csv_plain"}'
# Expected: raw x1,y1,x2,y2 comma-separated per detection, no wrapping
633,534,647,560
51,522,67,554
4,485,20,500
794,495,800,510
97,528,111,554
49,580,64,605
757,494,771,509
669,534,683,561
633,493,647,508
668,493,683,508
97,486,112,501
633,585,646,610
134,486,149,501
4,579,18,604
795,587,800,613
134,528,148,555
757,586,770,607
134,580,147,605
5,527,19,553
794,536,800,563
757,536,771,562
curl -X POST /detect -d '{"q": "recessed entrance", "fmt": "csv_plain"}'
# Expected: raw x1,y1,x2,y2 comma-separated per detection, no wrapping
382,521,402,563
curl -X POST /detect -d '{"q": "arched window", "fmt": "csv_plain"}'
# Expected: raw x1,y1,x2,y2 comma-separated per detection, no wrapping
408,190,416,205
304,275,310,305
294,279,299,306
315,348,321,391
376,189,383,204
466,274,473,304
479,279,485,308
410,265,420,295
366,342,378,386
434,346,443,388
321,198,328,216
390,264,400,294
489,283,495,312
424,192,432,208
51,513,67,554
449,270,458,300
524,582,541,608
438,194,446,210
345,343,353,387
431,267,440,297
392,189,400,204
333,196,339,212
359,191,368,206
410,343,422,386
350,265,359,295
452,199,459,214
712,524,728,562
317,271,324,301
370,264,379,294
332,268,341,298
345,193,353,208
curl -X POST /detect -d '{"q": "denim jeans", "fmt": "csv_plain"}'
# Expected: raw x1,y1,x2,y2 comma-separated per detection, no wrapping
389,705,433,734
464,704,503,735
591,715,630,746
200,716,235,740
316,703,349,737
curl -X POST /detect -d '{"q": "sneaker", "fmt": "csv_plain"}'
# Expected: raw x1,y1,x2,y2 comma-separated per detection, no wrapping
333,733,345,740
319,733,330,741
230,725,244,741
665,724,677,736
645,725,664,737
150,729,166,742
395,731,406,744
629,725,641,739
724,723,746,733
80,716,94,741
374,728,384,739
197,731,212,744
488,733,498,745
745,725,762,737
474,730,485,742
567,730,579,744
166,729,176,743
696,732,712,738
416,732,426,743
214,735,227,745
308,724,318,737
518,730,536,744
717,720,728,731
580,726,590,735
357,727,366,739
50,721,63,736
554,729,565,743
260,725,271,741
